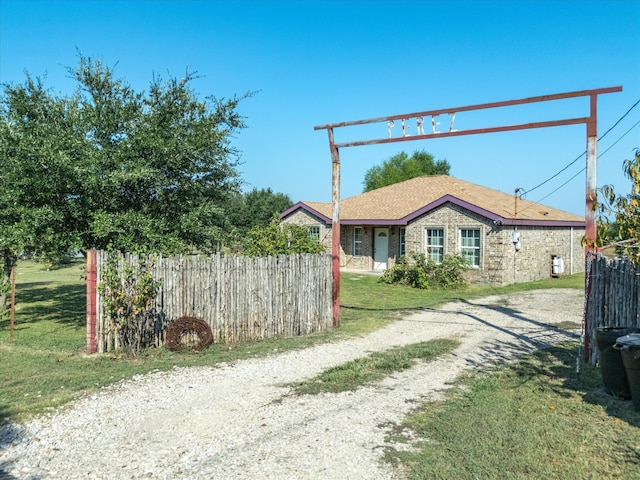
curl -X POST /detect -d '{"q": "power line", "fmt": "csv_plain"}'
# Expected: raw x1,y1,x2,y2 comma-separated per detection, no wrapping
599,98,640,142
522,99,640,197
518,117,640,214
532,167,584,207
599,119,640,157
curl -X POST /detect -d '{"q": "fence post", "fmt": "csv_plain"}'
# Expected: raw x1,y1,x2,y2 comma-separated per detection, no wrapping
86,249,97,354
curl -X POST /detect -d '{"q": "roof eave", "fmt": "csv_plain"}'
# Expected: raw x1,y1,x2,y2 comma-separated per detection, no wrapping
283,195,585,228
401,195,501,224
500,219,585,227
280,202,332,225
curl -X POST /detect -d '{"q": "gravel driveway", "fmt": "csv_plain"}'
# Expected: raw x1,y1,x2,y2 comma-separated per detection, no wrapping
0,288,583,480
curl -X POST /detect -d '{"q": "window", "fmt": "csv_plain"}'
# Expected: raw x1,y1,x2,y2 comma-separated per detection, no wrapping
425,228,444,263
460,228,481,267
353,227,363,256
399,228,406,257
308,226,320,242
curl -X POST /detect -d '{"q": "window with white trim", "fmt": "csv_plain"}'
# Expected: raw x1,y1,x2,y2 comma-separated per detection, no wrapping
399,228,406,257
460,228,481,267
353,227,363,256
308,226,320,242
425,228,444,263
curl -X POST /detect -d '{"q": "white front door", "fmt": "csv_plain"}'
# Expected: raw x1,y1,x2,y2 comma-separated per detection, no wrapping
374,228,389,270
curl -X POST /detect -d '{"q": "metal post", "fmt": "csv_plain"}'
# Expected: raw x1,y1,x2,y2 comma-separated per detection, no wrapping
86,249,97,354
585,93,598,254
583,94,598,361
9,265,16,343
328,128,341,326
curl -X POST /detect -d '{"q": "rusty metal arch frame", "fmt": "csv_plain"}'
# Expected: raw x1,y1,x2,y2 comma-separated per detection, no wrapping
315,86,622,361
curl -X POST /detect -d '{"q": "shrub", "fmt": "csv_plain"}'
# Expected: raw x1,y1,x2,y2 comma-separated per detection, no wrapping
434,253,469,289
380,253,469,289
98,253,163,356
241,214,325,257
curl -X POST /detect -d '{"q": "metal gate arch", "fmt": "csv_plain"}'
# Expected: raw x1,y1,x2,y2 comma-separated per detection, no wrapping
314,86,622,362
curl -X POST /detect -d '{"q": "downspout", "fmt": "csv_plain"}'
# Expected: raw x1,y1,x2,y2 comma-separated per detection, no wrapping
570,226,574,275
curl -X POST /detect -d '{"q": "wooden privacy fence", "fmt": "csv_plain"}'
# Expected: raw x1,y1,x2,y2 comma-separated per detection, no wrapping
88,251,333,353
586,254,640,361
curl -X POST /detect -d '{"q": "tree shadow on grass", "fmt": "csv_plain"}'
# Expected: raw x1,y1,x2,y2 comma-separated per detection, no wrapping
511,345,640,468
0,281,85,330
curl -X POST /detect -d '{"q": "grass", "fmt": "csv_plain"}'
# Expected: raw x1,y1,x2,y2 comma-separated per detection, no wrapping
340,270,584,312
288,338,460,395
3,261,638,478
1,260,87,351
388,343,640,479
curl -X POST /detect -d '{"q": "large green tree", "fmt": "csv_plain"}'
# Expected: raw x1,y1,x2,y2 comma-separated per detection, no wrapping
70,56,250,254
363,150,450,192
0,75,85,307
0,56,250,308
227,188,293,235
1,55,250,258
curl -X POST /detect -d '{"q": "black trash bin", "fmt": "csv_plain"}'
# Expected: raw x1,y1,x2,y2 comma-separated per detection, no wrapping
614,334,640,412
595,327,638,399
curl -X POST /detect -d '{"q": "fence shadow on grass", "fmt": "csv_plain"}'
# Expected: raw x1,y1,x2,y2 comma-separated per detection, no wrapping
0,281,85,329
342,304,430,313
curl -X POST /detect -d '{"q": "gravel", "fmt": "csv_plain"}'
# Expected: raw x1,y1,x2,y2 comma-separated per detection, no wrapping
0,288,583,480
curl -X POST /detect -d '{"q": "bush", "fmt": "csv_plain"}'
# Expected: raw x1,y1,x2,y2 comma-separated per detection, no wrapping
241,214,325,257
98,253,163,356
380,253,468,289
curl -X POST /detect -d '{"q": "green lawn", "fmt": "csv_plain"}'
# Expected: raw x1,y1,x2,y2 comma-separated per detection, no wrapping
1,261,639,479
391,343,640,479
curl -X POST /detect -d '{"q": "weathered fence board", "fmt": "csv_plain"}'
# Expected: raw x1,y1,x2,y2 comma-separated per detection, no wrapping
95,252,333,353
586,254,640,361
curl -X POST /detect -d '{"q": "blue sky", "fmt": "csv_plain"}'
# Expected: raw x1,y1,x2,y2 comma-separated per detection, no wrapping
1,0,639,216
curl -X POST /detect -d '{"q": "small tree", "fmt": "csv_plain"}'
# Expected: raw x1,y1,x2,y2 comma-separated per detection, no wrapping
98,253,162,356
241,215,325,257
594,149,640,260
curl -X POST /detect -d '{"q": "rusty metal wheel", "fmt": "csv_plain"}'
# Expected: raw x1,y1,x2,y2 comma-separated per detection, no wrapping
165,316,213,351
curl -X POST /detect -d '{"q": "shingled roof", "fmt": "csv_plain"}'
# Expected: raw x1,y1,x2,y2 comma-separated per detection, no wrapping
282,175,585,227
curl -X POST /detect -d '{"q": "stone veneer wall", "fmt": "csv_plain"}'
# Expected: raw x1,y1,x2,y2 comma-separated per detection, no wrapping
281,209,332,249
404,204,493,284
340,226,372,270
405,204,585,285
283,204,585,285
508,224,586,285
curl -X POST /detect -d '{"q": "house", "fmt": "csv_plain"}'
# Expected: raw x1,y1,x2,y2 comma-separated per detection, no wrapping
280,175,585,285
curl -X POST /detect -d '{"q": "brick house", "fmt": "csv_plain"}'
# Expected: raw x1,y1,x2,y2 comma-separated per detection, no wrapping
280,175,585,285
